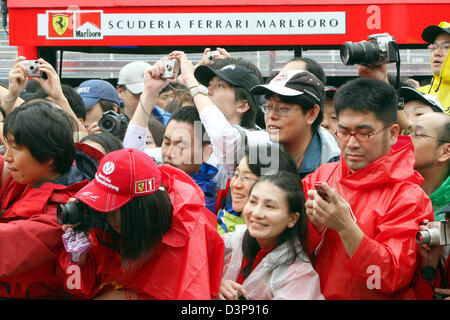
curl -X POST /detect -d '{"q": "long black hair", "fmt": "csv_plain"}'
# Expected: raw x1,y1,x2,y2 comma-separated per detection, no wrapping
245,143,297,177
94,188,173,270
240,171,307,279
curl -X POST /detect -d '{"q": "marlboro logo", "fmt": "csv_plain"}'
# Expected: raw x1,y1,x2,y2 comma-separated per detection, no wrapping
47,10,103,39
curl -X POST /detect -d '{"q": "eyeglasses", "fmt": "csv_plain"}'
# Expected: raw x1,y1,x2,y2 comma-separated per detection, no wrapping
428,43,450,52
260,104,302,117
231,172,257,184
404,130,449,144
334,125,392,142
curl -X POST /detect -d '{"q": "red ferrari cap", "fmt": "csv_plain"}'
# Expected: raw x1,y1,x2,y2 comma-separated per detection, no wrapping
75,148,161,212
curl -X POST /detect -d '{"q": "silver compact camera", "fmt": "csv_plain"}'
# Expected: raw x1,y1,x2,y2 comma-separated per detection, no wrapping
20,60,41,77
416,219,450,246
161,59,180,79
340,33,399,66
207,50,220,61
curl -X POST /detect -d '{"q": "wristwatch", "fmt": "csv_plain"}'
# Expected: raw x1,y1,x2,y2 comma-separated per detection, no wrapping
190,85,209,98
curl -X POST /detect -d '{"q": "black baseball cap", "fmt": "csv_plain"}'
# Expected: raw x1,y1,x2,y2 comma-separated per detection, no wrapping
400,87,444,112
325,86,337,98
422,21,450,43
194,64,260,92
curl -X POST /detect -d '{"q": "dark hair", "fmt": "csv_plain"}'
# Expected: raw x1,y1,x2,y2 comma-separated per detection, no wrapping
264,92,323,131
33,85,87,121
94,189,173,269
25,79,42,93
168,106,210,146
0,105,6,120
286,57,327,86
165,89,194,114
3,99,76,174
213,57,262,129
232,86,255,129
147,117,165,147
98,99,118,113
80,132,124,154
334,77,398,126
241,171,307,279
245,143,297,176
159,85,174,95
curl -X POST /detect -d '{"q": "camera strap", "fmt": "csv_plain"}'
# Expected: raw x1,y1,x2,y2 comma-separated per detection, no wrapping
3,83,23,104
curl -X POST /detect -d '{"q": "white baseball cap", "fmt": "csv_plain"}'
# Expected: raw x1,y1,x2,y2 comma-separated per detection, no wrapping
117,61,151,94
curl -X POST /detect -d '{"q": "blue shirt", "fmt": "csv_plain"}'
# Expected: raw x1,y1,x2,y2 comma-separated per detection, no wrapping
190,162,219,213
298,129,340,179
152,106,171,126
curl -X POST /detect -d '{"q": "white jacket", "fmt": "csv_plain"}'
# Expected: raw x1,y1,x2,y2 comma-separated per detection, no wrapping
222,226,324,300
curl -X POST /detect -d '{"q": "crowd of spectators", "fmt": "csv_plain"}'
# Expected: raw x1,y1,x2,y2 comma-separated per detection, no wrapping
0,21,448,300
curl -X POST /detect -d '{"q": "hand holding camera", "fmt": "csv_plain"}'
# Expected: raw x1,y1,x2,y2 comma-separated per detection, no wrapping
416,219,450,246
19,60,42,77
340,33,399,66
98,110,130,140
161,59,180,79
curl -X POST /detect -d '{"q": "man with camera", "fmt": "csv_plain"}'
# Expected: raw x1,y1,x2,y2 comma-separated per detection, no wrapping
123,58,219,213
302,77,434,299
410,112,450,299
116,61,171,126
417,21,450,113
76,79,123,136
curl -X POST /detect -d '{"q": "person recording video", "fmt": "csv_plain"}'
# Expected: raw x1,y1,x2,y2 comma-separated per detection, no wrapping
58,148,224,300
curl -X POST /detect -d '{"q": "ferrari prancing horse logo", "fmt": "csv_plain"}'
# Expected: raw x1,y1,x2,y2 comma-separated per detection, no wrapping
52,14,69,36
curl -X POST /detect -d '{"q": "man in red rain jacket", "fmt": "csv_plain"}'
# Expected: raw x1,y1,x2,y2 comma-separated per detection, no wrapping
303,78,434,299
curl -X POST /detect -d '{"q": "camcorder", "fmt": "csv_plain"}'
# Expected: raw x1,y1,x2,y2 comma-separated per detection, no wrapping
20,60,42,77
161,59,180,79
340,33,399,66
98,110,130,140
57,200,108,232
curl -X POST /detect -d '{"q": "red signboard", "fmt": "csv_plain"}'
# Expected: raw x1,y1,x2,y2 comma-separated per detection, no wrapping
8,1,449,49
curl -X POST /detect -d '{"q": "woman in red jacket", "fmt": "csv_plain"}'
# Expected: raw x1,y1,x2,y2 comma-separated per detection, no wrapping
58,148,224,300
0,100,98,299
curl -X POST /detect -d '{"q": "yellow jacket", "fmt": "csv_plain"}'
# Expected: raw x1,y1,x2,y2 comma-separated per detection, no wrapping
417,41,450,114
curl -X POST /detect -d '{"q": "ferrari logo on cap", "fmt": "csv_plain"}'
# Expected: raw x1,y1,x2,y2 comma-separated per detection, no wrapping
52,14,69,36
135,179,155,194
137,182,145,192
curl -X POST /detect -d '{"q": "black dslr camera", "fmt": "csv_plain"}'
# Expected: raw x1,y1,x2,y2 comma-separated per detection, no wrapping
340,33,399,66
57,200,108,232
98,110,130,140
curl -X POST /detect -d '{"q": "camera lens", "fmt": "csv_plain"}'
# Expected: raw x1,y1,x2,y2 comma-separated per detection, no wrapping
340,41,380,66
29,65,35,71
99,116,116,133
57,201,86,225
416,231,431,244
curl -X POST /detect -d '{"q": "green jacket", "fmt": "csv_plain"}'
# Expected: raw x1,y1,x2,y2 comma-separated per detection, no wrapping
430,175,450,221
217,204,245,235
